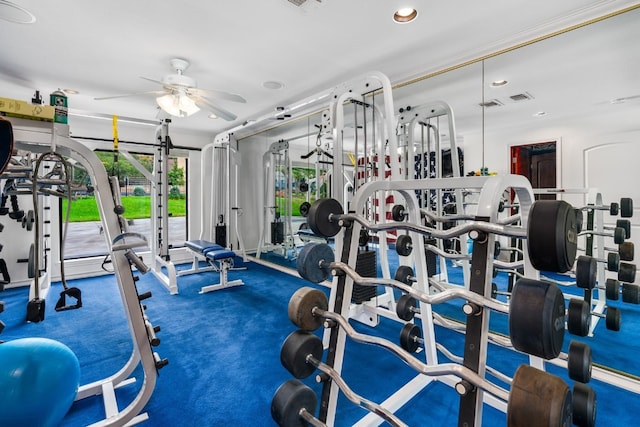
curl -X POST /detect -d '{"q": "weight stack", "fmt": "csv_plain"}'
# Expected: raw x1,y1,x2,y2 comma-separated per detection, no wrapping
271,222,284,245
425,237,438,277
352,249,377,304
215,224,227,247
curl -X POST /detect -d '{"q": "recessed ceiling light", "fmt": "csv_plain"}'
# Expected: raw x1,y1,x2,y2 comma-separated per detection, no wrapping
393,7,418,23
208,113,218,119
491,80,508,87
0,0,36,24
263,81,284,90
533,111,547,117
63,89,79,95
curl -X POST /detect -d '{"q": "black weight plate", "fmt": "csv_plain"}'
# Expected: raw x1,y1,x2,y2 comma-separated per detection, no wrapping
509,278,565,359
0,118,13,175
395,234,413,256
575,256,597,289
296,243,333,284
607,252,620,272
572,382,597,427
567,298,591,337
288,287,328,331
399,323,421,353
568,341,592,383
618,242,634,262
394,265,415,285
358,229,369,247
493,241,501,258
27,243,35,279
575,208,584,233
618,262,636,283
613,227,625,244
527,200,577,273
299,182,309,193
396,295,417,321
616,219,631,239
391,204,405,222
621,283,640,304
508,365,572,427
299,201,311,218
271,379,317,427
605,307,621,331
605,278,620,301
620,197,633,218
280,330,323,379
308,198,342,237
609,202,619,216
26,210,34,232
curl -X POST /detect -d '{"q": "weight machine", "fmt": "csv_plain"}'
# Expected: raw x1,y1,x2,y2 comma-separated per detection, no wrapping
3,116,166,426
256,139,297,260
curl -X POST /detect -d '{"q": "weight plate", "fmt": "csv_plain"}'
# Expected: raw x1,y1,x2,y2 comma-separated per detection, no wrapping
621,283,640,304
605,278,620,301
299,182,309,193
296,243,333,284
605,307,621,331
288,287,328,331
280,330,323,379
0,118,13,175
567,298,591,337
607,252,620,272
394,265,415,285
508,365,572,427
527,200,577,273
575,208,584,233
618,262,636,283
494,241,501,258
399,323,421,353
299,201,311,218
391,205,405,222
395,234,413,257
613,227,626,245
618,242,634,262
568,341,592,383
271,379,317,427
396,295,417,321
620,197,633,218
616,219,631,239
308,198,343,237
358,229,369,247
509,278,566,359
572,382,597,427
26,210,34,231
609,202,619,216
27,243,35,279
575,256,597,289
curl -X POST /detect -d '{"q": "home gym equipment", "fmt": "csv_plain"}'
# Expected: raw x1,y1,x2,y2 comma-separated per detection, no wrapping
279,173,592,426
177,239,245,294
6,115,167,426
0,337,80,427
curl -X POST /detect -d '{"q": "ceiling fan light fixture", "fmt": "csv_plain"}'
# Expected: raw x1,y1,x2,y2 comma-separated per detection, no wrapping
156,93,200,117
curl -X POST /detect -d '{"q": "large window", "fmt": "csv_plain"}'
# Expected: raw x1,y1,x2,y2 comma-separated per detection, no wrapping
61,150,187,260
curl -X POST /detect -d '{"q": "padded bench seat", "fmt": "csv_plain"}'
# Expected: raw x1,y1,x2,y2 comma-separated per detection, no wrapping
185,240,223,254
204,249,236,261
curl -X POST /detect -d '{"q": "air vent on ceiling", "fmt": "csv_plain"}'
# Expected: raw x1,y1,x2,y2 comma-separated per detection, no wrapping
510,92,535,102
287,0,323,7
479,99,503,108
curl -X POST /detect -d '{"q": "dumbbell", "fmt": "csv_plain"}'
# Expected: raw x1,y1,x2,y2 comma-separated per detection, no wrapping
567,340,593,384
308,197,580,274
612,241,634,262
278,330,405,426
575,255,636,287
395,234,413,256
583,197,633,218
579,226,627,244
8,194,24,221
604,279,640,304
567,298,621,336
573,382,597,427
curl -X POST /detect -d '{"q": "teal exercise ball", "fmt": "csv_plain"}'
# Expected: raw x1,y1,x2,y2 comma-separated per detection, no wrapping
0,337,80,427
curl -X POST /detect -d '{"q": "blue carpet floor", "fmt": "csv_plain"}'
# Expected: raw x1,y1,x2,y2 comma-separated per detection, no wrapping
0,253,638,426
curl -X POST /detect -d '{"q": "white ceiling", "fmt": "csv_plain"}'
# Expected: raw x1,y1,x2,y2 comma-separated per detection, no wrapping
0,0,638,143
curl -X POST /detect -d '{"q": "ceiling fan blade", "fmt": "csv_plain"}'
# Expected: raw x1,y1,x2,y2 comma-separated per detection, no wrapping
140,76,167,86
190,87,246,103
94,90,166,100
194,96,238,121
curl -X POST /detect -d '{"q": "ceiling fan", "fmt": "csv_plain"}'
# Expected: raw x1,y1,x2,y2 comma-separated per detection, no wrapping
95,58,246,121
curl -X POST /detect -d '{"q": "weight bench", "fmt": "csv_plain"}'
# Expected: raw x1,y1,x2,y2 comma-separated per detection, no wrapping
297,225,329,244
180,240,245,293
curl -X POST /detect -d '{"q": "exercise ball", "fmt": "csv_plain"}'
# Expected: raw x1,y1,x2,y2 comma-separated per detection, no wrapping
0,337,80,427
